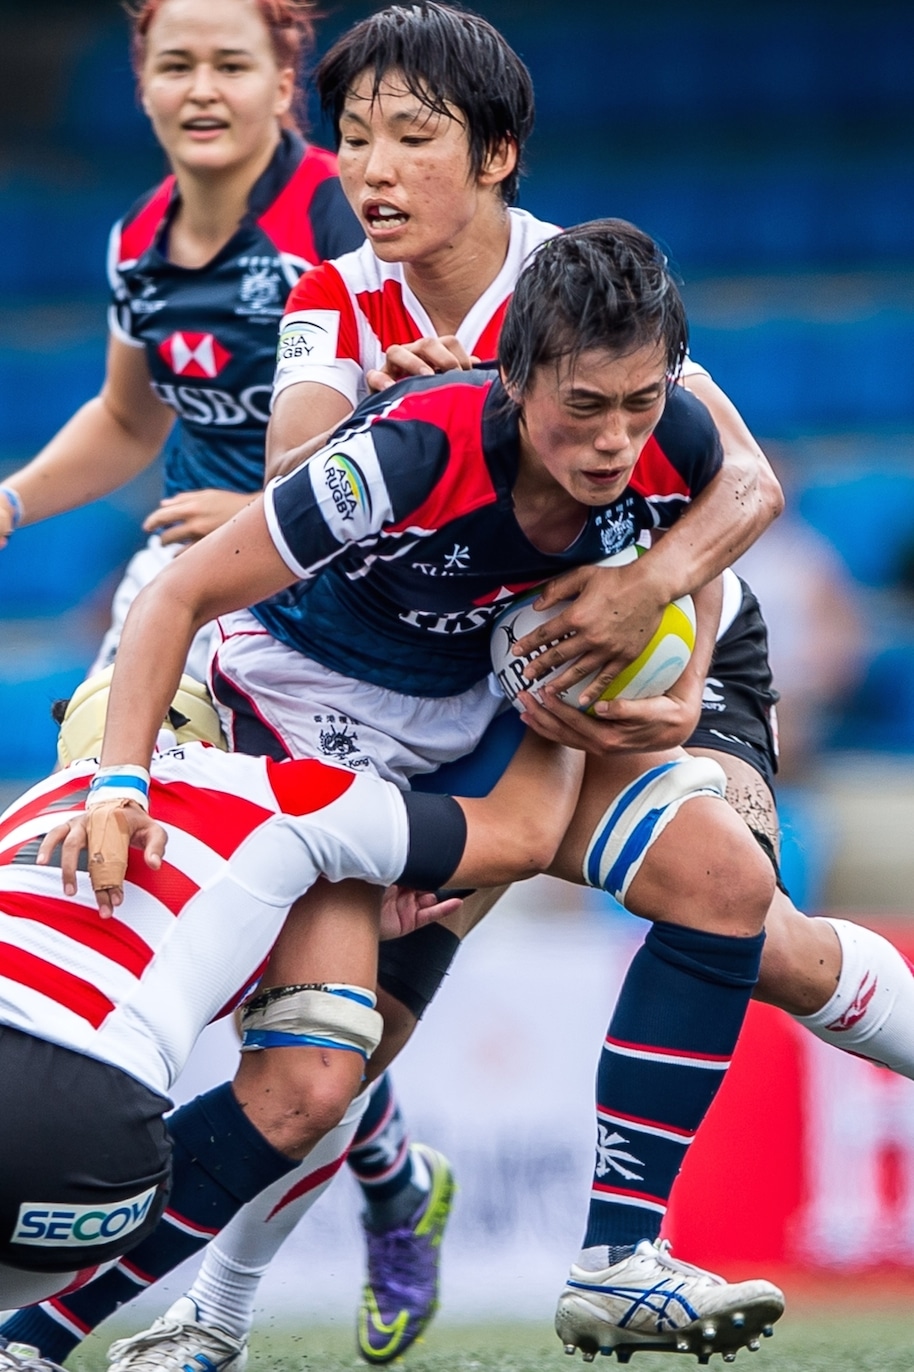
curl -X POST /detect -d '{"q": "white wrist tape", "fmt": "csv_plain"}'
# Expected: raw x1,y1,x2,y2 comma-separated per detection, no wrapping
86,765,151,812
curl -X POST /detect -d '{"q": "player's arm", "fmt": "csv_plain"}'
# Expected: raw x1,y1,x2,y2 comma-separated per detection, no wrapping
265,381,354,481
674,370,784,570
0,336,173,547
82,499,302,912
263,264,364,482
389,732,584,908
451,732,584,885
101,498,298,772
512,385,782,705
515,576,723,757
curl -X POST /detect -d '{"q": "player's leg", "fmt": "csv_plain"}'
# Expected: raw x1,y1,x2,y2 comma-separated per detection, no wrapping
685,575,914,1073
171,720,537,1368
548,748,785,1360
0,1030,171,1315
1,883,382,1369
19,717,536,1369
694,746,914,1076
203,622,514,1363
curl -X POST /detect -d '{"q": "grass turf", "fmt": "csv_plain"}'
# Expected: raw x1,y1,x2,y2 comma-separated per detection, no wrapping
67,1310,914,1372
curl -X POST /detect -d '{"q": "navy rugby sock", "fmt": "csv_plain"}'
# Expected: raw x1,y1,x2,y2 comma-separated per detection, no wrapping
583,920,764,1253
347,1071,426,1225
0,1085,296,1362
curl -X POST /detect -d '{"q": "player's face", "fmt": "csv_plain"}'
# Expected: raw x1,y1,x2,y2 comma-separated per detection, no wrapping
337,70,508,265
516,342,669,507
139,0,294,176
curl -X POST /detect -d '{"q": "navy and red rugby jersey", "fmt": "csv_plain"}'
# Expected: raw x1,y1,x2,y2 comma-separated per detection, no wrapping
107,130,363,498
256,370,723,697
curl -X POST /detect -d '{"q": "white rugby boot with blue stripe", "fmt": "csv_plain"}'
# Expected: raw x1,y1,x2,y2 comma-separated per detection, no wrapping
555,1239,784,1364
106,1297,247,1372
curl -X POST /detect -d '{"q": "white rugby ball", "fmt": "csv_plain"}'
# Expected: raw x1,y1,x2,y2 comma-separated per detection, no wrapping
489,548,696,714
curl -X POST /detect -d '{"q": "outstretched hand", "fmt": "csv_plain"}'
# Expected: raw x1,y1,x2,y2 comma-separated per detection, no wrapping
380,884,463,939
38,801,167,917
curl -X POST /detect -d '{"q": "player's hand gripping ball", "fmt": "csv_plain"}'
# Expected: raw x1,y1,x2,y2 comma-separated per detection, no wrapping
490,547,696,714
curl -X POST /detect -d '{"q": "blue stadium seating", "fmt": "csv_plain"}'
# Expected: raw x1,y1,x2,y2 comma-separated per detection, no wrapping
0,636,91,778
0,502,141,616
798,474,914,588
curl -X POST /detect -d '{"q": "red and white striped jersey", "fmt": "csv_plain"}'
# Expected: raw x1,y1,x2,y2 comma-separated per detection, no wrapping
272,207,559,411
0,746,408,1096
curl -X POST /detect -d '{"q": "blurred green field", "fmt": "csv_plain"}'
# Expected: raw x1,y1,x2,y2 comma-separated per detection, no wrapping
67,1310,914,1372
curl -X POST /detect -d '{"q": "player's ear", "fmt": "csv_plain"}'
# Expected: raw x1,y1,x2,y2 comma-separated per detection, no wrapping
499,367,522,407
479,136,517,190
274,66,295,120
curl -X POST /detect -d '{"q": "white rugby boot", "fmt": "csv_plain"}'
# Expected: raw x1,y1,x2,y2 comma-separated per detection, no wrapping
555,1239,784,1364
0,1343,67,1372
106,1297,247,1372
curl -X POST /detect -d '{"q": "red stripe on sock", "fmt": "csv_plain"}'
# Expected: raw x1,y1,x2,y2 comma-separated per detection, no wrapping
266,1150,350,1220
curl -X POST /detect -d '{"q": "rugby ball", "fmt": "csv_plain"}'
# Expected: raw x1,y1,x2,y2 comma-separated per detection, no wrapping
490,547,696,714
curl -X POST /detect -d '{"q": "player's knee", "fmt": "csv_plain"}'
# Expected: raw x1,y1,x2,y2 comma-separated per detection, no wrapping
237,1047,361,1154
582,756,729,903
236,982,383,1152
703,816,776,932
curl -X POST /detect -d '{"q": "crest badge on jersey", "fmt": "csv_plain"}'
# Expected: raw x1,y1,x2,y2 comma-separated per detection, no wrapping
158,332,232,379
236,256,285,316
597,508,636,556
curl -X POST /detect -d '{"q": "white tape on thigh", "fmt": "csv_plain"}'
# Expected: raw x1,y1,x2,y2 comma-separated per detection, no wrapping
240,983,383,1059
583,757,727,902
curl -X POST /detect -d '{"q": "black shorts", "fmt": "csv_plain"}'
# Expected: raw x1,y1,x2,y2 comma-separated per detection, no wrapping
0,1027,171,1272
687,577,780,792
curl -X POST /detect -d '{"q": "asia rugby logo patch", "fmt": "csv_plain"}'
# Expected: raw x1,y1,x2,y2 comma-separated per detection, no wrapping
323,452,372,523
276,310,339,368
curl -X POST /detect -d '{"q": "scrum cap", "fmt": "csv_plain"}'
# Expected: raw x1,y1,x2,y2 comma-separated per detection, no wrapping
56,666,226,767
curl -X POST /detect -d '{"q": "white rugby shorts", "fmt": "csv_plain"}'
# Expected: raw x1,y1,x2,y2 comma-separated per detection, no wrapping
210,608,505,788
89,535,217,684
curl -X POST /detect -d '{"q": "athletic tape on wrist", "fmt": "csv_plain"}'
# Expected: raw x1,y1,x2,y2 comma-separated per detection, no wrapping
0,486,23,531
86,766,151,812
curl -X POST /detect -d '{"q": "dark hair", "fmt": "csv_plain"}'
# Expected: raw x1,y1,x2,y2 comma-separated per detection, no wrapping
126,0,317,133
314,2,534,204
499,219,689,393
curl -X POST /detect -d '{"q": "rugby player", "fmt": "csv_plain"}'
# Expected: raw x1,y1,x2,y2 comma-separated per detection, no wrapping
0,673,579,1340
16,221,791,1367
0,0,362,677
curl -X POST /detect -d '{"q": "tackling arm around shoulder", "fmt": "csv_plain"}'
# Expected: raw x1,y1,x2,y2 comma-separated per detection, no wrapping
513,379,783,702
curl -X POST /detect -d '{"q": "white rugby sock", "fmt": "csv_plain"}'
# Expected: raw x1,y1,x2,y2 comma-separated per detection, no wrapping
794,918,914,1079
186,1087,370,1340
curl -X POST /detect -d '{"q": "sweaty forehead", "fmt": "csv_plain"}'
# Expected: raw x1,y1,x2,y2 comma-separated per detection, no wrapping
342,68,463,126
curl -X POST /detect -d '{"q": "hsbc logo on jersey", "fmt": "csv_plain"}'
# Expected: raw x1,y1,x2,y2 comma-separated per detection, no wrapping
151,382,271,426
159,332,232,379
